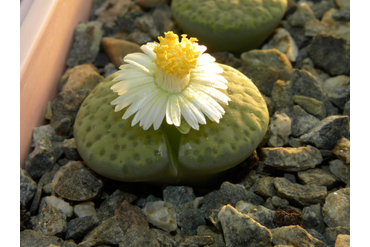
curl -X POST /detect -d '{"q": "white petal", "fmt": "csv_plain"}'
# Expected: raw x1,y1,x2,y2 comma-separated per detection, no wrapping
122,88,161,119
194,44,207,54
184,86,223,123
111,76,154,93
191,82,230,105
124,53,155,75
196,53,215,65
111,83,156,111
140,93,166,130
191,76,228,90
141,43,157,60
113,69,151,81
153,98,167,130
178,95,200,130
193,62,224,74
166,95,181,126
191,72,228,84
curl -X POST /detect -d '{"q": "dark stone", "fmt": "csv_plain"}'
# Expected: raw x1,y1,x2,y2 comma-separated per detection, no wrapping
343,100,350,118
282,21,311,49
20,230,78,247
289,105,320,137
290,69,337,117
20,169,37,205
332,7,350,21
177,204,206,236
236,201,276,229
300,115,350,149
240,49,293,96
66,21,103,67
310,1,333,19
24,133,55,180
297,168,337,188
178,235,214,247
324,226,350,243
150,228,177,247
20,202,32,231
32,205,67,237
271,225,327,247
163,186,196,208
52,161,103,201
65,215,99,241
308,33,350,76
115,200,149,233
62,138,81,160
302,204,325,233
117,10,144,32
50,90,90,135
254,176,278,198
271,80,294,112
273,207,303,227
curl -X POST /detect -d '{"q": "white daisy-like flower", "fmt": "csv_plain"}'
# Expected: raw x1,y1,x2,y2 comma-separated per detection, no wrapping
110,31,231,131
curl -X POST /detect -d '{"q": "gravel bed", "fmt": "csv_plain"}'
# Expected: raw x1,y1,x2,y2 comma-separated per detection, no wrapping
20,0,350,246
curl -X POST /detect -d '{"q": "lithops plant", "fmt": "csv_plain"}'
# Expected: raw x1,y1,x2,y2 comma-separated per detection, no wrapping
74,32,268,184
171,0,288,53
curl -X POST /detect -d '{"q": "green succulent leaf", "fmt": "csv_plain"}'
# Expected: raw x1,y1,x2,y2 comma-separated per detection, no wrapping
74,64,269,184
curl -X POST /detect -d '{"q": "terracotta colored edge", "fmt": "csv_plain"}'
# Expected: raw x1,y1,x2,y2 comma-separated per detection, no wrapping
20,0,94,168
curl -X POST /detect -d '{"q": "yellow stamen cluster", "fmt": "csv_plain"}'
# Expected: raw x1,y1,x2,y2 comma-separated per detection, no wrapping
153,31,200,79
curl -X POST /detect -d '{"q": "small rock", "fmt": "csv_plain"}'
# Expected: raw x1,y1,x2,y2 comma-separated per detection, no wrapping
254,176,278,198
302,203,326,233
153,4,180,34
262,28,298,62
322,8,350,41
93,0,134,22
127,30,153,45
268,112,291,147
142,201,177,232
271,80,294,112
293,95,326,120
50,90,90,135
291,69,335,117
74,201,97,218
309,0,334,19
65,215,99,241
29,178,44,215
309,33,350,76
271,225,327,247
104,63,117,77
240,49,293,96
115,200,161,246
282,21,311,49
62,138,81,160
66,21,103,67
332,137,350,164
335,0,350,8
52,161,103,201
177,202,206,236
97,188,137,222
135,14,160,39
115,200,149,232
116,8,144,32
300,115,350,149
178,235,214,247
39,196,73,218
284,173,297,184
31,124,55,148
297,168,337,188
323,75,350,109
322,188,350,228
260,146,322,172
136,0,167,8
329,159,350,185
150,228,177,247
102,37,142,68
218,204,273,247
304,19,329,37
20,169,37,205
25,133,55,180
163,185,196,208
273,177,327,207
20,202,32,231
201,181,264,221
335,234,350,247
60,63,103,93
273,207,303,227
324,226,350,243
79,216,125,247
271,196,290,209
343,100,350,118
20,230,77,247
287,2,316,27
136,194,162,208
300,57,331,85
32,205,67,237
290,105,320,137
235,201,276,229
51,141,64,162
196,225,226,247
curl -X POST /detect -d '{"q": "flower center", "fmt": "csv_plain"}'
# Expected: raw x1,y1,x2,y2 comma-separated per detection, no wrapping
153,31,200,93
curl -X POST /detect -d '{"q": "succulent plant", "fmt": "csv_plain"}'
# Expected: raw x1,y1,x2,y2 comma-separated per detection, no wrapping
74,32,269,184
171,0,288,53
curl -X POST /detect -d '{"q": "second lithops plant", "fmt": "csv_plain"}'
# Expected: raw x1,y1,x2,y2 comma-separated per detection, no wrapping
74,32,269,184
171,0,288,53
